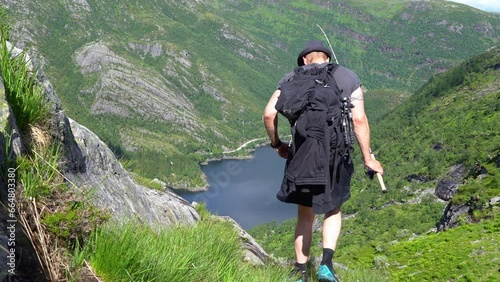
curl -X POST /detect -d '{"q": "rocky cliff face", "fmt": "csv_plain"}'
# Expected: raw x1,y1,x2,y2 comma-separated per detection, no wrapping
65,117,200,226
0,77,47,281
74,42,198,124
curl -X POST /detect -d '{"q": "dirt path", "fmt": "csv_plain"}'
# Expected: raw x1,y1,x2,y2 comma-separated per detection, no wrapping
223,138,267,154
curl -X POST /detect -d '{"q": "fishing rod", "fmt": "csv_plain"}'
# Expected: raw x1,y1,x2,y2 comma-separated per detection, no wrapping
317,25,386,193
316,24,339,64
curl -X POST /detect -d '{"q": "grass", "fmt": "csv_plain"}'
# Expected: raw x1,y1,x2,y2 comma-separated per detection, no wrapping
80,217,289,281
77,206,394,282
0,28,49,131
386,213,500,281
16,144,62,199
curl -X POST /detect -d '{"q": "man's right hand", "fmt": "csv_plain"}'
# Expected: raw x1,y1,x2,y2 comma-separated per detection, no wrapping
275,143,289,159
365,159,384,175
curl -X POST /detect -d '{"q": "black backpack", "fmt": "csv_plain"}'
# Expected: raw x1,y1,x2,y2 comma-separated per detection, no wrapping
275,63,354,185
275,63,355,156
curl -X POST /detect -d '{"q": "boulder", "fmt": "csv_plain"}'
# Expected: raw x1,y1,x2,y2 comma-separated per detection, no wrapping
218,216,270,265
435,164,467,201
437,203,471,231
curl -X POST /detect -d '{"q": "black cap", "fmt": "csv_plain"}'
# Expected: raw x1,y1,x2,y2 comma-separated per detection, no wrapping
297,40,332,66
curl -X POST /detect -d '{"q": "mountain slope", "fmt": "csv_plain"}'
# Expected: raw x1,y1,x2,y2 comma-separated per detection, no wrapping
373,45,499,187
206,0,499,90
2,0,499,187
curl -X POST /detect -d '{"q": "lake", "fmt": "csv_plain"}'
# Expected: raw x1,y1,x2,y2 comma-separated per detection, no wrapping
176,146,297,230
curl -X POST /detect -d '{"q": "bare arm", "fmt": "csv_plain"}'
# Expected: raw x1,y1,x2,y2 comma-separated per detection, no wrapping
263,90,281,145
263,89,288,158
351,87,384,174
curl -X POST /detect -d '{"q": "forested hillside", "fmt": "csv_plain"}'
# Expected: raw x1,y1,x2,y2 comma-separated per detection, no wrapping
2,0,498,188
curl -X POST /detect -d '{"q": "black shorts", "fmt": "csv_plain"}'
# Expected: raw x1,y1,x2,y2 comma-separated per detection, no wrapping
277,181,351,214
276,157,353,214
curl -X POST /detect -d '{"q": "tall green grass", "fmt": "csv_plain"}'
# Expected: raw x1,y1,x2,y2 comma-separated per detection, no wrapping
80,218,289,282
16,144,62,199
78,212,393,281
0,27,48,131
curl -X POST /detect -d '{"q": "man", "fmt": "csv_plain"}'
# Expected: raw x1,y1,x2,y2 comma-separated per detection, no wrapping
263,40,384,282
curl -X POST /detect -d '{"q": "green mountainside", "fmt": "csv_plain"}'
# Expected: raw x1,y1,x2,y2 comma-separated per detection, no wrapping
1,1,499,281
2,0,498,188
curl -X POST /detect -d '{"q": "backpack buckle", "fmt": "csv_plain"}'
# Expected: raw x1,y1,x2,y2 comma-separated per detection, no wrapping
315,79,330,88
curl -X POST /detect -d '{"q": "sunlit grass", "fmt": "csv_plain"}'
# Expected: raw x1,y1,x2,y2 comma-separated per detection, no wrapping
0,28,49,131
17,144,62,199
386,214,500,281
80,217,290,281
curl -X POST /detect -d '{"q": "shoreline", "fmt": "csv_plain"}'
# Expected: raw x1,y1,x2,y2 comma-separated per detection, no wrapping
174,139,271,193
222,137,268,154
171,135,289,193
201,138,270,165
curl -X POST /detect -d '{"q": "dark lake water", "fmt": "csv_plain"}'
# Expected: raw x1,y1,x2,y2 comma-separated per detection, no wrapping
176,146,297,230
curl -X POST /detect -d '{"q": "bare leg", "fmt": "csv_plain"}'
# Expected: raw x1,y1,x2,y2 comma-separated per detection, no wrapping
322,206,342,250
294,205,315,263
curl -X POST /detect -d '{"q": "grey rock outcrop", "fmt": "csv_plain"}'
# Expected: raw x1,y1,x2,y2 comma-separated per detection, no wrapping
215,216,270,265
436,161,500,231
436,196,498,231
435,164,470,231
435,164,467,201
434,164,469,231
65,118,200,226
74,42,198,123
437,203,471,231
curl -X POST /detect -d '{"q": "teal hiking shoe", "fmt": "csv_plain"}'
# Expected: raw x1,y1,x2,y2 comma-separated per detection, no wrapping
317,264,339,282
